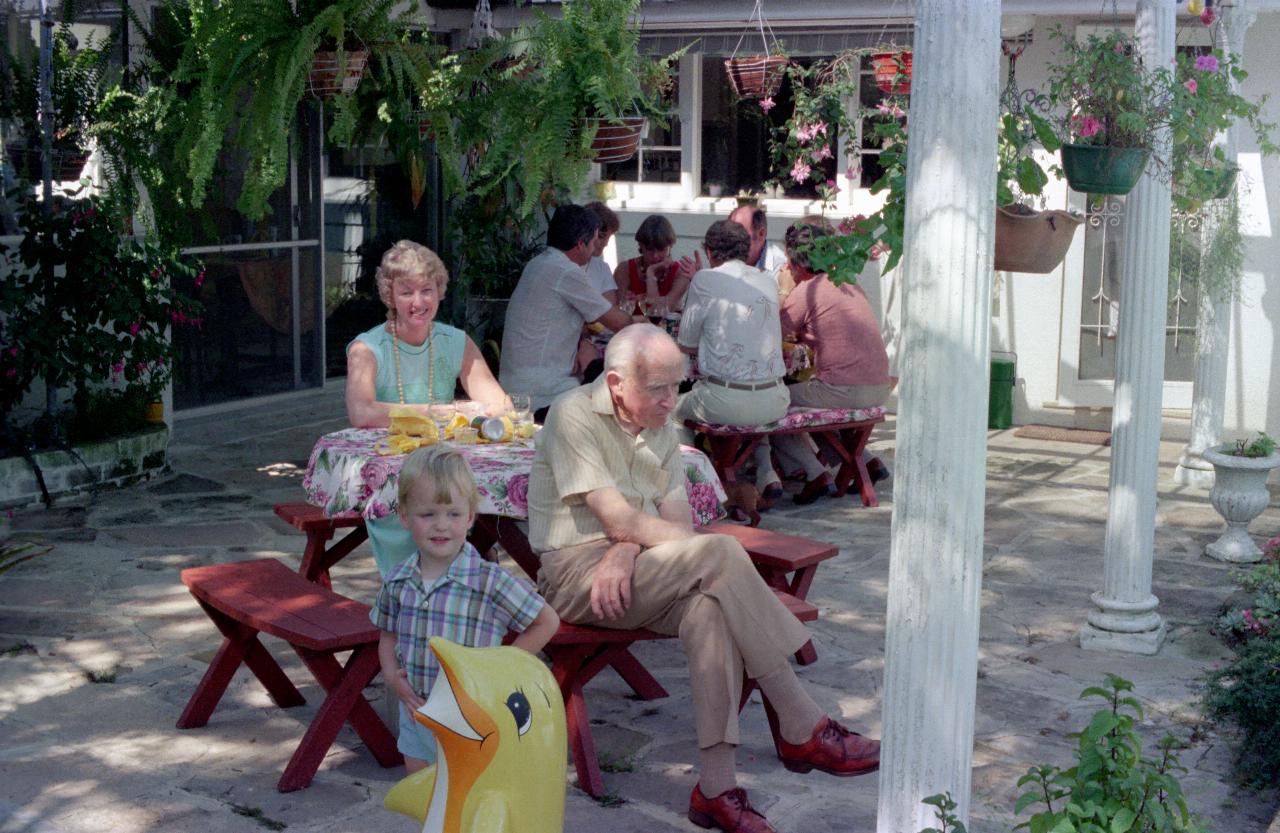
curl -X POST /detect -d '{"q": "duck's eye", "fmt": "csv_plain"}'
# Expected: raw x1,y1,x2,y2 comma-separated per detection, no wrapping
506,691,532,736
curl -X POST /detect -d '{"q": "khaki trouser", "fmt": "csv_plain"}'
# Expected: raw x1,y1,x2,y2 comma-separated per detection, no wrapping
675,381,790,489
774,379,891,480
537,533,811,748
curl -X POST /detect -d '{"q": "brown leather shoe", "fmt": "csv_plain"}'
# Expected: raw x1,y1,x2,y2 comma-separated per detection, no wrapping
688,785,778,833
792,472,831,505
776,716,880,776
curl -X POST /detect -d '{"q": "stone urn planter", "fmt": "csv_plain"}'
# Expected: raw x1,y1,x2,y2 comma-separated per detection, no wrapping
1202,444,1280,562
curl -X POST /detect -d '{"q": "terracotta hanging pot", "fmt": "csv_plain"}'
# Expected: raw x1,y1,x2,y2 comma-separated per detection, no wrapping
993,205,1084,273
870,52,912,95
588,117,647,164
724,55,789,100
1060,143,1149,196
306,50,369,100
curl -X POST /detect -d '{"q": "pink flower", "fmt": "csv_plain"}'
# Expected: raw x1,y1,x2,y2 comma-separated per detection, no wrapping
506,474,529,513
759,97,775,113
128,322,141,336
195,270,206,288
794,123,816,144
686,482,720,524
1184,78,1198,94
811,144,832,162
111,361,124,380
843,166,858,181
1073,114,1103,138
1195,54,1219,72
1201,8,1215,25
790,160,812,183
813,120,828,136
6,347,16,357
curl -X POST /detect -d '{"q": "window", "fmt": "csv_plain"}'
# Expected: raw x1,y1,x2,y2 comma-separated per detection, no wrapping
601,79,681,183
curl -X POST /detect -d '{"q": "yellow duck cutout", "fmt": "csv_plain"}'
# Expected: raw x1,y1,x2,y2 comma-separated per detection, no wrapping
384,638,567,833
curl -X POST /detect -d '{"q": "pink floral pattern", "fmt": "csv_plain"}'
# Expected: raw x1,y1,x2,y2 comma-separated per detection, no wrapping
690,405,886,435
303,428,728,527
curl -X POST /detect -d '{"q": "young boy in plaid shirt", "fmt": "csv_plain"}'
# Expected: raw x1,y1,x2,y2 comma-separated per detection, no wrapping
371,445,559,772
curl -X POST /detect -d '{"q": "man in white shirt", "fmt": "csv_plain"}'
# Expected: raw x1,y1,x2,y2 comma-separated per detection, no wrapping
584,201,620,305
729,203,786,281
500,204,633,415
675,220,788,494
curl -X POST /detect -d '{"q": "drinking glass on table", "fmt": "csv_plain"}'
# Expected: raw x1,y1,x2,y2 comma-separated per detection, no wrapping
510,393,535,440
427,402,456,441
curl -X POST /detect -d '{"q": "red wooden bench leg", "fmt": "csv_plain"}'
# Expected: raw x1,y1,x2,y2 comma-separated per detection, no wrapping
300,524,370,586
737,678,784,756
605,650,669,701
280,644,400,791
551,647,606,797
178,604,305,729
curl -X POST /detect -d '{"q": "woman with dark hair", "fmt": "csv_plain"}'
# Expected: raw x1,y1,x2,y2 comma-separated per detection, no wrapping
613,214,698,313
775,222,894,504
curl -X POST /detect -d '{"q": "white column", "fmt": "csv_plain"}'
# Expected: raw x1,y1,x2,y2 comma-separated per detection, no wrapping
875,2,998,831
1080,0,1173,655
1174,0,1254,490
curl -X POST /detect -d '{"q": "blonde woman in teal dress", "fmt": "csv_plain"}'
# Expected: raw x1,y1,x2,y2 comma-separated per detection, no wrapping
346,240,509,575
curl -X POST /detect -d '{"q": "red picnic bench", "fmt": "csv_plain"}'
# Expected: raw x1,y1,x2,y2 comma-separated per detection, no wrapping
269,504,843,796
176,558,402,791
688,405,887,507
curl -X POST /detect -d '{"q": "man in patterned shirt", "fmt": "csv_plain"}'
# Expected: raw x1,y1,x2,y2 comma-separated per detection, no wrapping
371,445,559,772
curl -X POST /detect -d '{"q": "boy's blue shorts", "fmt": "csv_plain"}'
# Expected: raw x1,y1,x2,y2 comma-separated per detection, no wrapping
398,702,438,764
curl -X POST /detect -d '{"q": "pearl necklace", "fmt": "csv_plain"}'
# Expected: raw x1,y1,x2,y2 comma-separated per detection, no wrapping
390,316,434,405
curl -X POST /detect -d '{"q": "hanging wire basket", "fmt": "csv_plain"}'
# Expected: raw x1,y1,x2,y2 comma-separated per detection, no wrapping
724,0,788,100
306,50,369,100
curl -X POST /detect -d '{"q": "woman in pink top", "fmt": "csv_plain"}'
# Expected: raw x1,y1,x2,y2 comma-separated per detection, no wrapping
775,222,894,503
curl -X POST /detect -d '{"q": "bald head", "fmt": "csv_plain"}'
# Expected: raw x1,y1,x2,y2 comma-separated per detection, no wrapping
604,323,685,381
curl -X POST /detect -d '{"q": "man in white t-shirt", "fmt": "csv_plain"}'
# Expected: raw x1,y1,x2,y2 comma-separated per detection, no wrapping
729,203,786,281
584,201,620,305
500,205,633,414
675,220,788,494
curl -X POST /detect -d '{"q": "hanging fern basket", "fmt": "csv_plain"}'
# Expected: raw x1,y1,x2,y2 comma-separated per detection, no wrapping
724,55,789,100
1209,163,1240,200
4,143,90,182
871,52,912,95
1060,143,1149,196
588,117,647,163
306,51,369,101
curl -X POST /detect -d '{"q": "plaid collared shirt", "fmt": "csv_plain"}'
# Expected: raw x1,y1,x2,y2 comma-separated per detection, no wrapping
371,542,546,698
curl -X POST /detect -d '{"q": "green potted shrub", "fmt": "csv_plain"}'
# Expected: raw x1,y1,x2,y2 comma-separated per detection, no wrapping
1042,27,1175,196
0,193,201,435
0,23,112,183
1201,432,1280,563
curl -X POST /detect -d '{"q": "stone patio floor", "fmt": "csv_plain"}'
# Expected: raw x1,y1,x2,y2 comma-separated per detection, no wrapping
1,385,1278,833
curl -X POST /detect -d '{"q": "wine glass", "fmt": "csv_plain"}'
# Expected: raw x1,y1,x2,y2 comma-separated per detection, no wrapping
427,402,455,441
510,393,534,440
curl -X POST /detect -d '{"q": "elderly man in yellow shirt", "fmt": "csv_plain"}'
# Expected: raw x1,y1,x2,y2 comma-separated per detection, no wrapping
527,324,879,833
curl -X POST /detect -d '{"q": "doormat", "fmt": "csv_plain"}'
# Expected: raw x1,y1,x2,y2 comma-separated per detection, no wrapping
1013,424,1112,446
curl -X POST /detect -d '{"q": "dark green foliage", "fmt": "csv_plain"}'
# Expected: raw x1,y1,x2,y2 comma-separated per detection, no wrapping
175,0,421,219
0,194,201,418
920,792,968,833
1203,633,1280,788
1231,432,1276,459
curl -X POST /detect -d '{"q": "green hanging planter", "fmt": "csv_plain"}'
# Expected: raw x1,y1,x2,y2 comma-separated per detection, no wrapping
1060,144,1150,196
1209,163,1240,200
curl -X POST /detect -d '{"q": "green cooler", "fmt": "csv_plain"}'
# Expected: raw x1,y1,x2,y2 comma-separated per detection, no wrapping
989,352,1016,430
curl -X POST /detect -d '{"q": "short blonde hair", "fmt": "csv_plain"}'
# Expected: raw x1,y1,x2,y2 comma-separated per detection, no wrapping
397,444,480,514
375,241,449,317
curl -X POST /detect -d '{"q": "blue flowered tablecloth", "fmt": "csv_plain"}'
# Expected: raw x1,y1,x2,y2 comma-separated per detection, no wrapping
303,428,727,527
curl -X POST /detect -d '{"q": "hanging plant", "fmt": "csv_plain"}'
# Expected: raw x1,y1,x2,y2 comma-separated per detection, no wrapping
724,0,788,100
870,51,912,95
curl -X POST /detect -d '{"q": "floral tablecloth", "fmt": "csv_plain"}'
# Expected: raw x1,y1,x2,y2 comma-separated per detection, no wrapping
303,428,728,527
690,405,886,435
